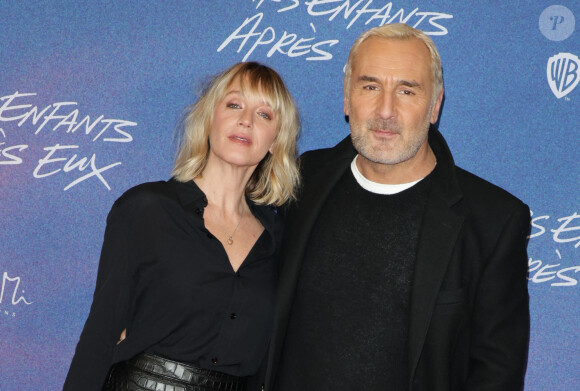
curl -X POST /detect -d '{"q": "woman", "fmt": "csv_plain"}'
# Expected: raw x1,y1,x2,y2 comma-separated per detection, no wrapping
64,62,300,390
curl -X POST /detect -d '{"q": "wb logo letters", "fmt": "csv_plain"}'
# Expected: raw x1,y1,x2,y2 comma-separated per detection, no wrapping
547,53,580,99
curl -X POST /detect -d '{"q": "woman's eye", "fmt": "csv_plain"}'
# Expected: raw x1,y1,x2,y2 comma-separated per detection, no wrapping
258,112,272,120
227,103,241,109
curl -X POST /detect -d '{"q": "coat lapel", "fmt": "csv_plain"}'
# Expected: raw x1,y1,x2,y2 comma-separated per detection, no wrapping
407,127,465,386
407,190,464,385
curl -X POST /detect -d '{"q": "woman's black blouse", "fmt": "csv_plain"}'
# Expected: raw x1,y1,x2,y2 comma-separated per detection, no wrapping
64,179,282,390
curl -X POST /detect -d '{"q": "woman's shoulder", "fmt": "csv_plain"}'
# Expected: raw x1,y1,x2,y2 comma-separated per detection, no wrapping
108,180,179,221
118,180,175,202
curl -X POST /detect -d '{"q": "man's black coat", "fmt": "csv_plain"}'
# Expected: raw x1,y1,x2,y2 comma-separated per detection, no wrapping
265,127,530,391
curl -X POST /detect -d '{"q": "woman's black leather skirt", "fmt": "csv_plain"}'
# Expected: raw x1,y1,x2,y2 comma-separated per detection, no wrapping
103,353,247,391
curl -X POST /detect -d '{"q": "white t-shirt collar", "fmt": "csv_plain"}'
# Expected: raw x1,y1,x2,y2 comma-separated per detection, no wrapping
350,155,424,195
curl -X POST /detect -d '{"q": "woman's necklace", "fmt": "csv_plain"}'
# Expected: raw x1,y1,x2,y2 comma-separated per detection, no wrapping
206,202,247,246
226,213,244,245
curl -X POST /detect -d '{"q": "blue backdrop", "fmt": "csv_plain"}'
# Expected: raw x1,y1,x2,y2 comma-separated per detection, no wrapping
1,1,578,390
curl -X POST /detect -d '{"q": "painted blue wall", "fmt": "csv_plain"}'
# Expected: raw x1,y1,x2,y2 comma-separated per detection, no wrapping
1,2,578,389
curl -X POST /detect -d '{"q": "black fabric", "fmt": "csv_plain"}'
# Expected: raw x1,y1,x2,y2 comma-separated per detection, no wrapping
65,179,282,391
275,169,431,390
265,127,530,391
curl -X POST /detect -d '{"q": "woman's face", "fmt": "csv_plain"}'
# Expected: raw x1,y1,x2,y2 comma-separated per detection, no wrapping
208,76,278,170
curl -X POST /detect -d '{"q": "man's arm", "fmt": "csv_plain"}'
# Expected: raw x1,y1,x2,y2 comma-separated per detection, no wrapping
467,203,531,390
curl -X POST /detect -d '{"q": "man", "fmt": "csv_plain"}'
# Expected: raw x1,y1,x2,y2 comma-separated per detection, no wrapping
266,24,530,390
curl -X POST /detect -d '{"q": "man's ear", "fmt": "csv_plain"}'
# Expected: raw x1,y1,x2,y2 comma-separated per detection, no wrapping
430,88,444,124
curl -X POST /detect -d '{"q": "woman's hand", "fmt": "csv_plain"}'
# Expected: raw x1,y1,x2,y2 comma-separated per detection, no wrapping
116,329,126,345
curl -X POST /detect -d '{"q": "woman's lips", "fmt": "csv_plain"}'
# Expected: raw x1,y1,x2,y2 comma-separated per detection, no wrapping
229,134,252,144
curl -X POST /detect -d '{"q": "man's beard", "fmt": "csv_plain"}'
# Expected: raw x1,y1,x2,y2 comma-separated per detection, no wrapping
350,116,429,165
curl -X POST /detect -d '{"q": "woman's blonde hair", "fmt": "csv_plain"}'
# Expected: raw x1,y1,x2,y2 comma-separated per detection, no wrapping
172,62,300,206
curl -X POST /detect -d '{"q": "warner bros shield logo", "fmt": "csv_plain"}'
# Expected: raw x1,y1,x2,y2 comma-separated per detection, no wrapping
547,53,580,99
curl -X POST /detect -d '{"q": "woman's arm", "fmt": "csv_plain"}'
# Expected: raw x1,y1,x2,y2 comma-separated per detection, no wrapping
63,202,133,390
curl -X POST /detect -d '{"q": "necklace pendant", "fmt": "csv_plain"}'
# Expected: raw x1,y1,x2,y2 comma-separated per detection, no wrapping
227,236,234,245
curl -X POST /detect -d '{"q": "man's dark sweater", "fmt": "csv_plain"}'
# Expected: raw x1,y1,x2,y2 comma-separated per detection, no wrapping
275,167,432,390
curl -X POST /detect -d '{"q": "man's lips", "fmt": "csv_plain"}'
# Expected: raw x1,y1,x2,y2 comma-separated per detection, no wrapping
371,128,398,136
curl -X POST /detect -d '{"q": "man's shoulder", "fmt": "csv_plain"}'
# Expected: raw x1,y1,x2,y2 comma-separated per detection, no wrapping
429,127,528,216
299,146,336,168
454,166,528,216
299,136,354,174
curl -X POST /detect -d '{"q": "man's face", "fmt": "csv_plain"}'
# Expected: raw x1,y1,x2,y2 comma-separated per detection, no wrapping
345,36,443,169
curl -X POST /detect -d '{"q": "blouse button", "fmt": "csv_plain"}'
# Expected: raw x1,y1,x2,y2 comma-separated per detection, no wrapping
211,357,218,364
230,313,237,319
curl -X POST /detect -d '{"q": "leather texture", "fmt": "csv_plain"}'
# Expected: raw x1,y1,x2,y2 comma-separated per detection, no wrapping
103,353,247,391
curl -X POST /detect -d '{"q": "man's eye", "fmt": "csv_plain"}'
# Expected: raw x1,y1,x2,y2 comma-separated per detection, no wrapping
363,85,378,90
400,90,414,95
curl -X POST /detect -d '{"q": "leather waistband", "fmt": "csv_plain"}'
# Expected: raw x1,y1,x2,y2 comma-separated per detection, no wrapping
104,352,247,391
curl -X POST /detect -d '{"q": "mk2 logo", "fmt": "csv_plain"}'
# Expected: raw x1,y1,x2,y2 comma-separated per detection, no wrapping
547,53,579,99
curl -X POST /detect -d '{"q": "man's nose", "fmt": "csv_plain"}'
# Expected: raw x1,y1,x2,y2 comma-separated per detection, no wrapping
376,92,396,119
